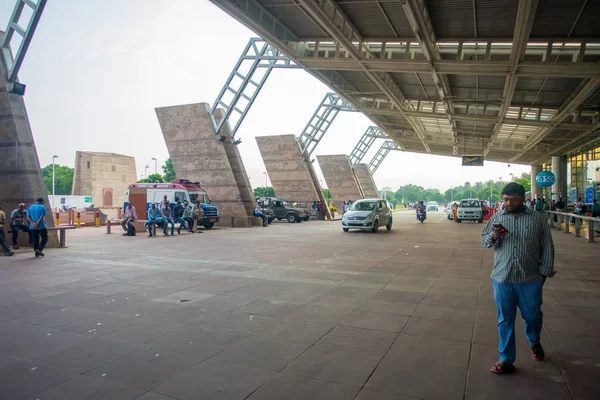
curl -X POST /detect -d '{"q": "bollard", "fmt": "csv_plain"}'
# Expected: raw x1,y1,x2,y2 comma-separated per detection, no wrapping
95,211,100,227
106,220,112,234
55,212,60,226
587,219,595,242
76,212,81,227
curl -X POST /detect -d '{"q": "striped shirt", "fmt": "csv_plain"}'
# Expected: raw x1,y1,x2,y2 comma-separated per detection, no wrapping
481,207,555,283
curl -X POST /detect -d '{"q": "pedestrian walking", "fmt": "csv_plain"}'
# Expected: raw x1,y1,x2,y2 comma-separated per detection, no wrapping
27,198,49,257
481,182,555,374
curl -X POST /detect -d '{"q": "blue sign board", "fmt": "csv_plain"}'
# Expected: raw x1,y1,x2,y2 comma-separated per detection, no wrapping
585,186,594,204
535,171,555,188
569,188,578,203
462,156,484,166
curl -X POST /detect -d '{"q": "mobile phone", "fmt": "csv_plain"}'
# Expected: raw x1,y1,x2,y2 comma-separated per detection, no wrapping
493,223,508,232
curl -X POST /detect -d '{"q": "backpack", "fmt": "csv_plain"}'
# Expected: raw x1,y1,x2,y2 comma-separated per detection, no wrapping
127,224,136,236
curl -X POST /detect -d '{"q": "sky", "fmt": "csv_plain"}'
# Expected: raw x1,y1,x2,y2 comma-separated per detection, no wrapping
1,0,530,193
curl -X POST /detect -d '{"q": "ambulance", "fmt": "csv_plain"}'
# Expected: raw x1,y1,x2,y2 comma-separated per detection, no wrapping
124,179,219,229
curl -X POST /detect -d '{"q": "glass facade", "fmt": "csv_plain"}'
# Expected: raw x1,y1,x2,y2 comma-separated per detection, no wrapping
567,145,600,202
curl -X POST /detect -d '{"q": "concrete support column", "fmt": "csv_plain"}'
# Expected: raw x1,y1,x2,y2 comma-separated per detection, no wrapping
531,165,543,200
0,61,58,247
317,155,363,212
551,155,567,201
354,163,378,198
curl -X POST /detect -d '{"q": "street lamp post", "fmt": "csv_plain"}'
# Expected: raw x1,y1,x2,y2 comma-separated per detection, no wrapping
144,164,149,178
151,158,157,174
52,155,58,211
263,172,267,188
450,186,453,202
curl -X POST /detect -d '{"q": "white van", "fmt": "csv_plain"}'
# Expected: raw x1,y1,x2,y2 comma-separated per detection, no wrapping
124,179,220,229
456,199,483,223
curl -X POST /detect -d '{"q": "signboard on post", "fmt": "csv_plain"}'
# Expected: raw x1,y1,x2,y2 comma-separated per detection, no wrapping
569,188,578,203
585,186,594,203
462,156,484,166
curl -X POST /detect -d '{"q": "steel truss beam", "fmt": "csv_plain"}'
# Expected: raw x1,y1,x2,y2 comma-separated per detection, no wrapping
1,0,47,82
294,0,431,153
369,141,402,174
401,0,457,146
510,78,600,161
297,92,356,156
209,38,298,140
348,126,388,167
485,0,538,156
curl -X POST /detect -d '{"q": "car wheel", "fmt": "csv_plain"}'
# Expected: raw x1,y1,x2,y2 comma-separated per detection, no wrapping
296,216,302,223
371,220,379,233
204,223,214,229
456,219,462,223
386,217,392,231
343,228,349,232
302,216,309,221
286,214,296,223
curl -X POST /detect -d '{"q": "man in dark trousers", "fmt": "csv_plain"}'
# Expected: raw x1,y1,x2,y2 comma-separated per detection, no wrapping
481,183,555,374
27,198,48,258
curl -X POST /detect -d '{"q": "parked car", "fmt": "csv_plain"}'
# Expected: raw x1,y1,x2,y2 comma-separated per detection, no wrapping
342,199,392,233
258,197,310,223
427,201,439,211
456,199,483,223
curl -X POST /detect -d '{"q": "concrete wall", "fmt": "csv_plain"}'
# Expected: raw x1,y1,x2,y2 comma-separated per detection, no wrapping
71,152,137,207
0,58,58,247
354,163,379,199
155,103,256,224
256,134,321,203
317,155,363,211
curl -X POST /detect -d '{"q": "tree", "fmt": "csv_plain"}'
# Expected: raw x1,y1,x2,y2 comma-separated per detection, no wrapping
162,158,176,182
137,174,164,183
42,164,74,195
322,189,332,200
515,177,531,193
254,187,275,197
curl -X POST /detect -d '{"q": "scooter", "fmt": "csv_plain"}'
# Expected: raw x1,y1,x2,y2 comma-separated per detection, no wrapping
417,209,427,223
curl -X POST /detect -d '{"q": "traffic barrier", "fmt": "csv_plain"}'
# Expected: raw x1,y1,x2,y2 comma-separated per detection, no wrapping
55,212,60,226
76,212,81,227
95,211,100,227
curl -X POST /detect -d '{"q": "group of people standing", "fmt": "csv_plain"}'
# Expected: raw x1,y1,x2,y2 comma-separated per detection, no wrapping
120,195,205,237
311,201,328,220
0,198,49,257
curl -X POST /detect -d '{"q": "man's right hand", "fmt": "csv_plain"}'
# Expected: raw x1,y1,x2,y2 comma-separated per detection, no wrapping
491,227,508,242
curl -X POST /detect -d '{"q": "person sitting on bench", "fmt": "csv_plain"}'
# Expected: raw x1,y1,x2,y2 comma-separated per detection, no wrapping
145,203,161,237
253,202,267,227
182,201,194,233
10,203,31,249
160,200,175,236
121,203,138,235
0,202,14,256
173,201,188,235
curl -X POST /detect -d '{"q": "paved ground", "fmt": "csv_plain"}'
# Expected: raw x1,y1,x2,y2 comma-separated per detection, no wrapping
0,210,599,400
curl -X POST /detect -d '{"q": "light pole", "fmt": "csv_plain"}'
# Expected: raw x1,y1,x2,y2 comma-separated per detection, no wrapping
490,181,493,199
263,172,267,188
450,186,453,202
52,155,58,210
144,164,149,178
151,157,157,174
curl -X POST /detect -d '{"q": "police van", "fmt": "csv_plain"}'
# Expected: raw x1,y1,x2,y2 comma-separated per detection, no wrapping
124,179,219,229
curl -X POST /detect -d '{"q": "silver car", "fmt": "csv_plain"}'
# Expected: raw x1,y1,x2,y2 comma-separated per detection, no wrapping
342,199,393,233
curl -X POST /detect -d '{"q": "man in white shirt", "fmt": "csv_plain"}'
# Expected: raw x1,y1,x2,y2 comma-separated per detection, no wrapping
253,203,267,227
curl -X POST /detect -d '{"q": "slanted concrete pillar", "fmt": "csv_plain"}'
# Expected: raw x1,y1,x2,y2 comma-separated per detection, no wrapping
0,60,58,246
354,163,378,198
531,165,543,200
317,155,363,212
256,135,321,203
155,103,257,225
551,155,567,202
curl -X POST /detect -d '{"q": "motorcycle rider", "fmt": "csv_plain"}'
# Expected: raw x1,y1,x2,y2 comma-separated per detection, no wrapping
417,201,427,221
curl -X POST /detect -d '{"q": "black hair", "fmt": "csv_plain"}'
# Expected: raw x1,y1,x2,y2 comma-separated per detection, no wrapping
501,183,525,197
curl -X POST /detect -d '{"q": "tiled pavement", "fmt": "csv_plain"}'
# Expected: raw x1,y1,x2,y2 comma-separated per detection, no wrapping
0,210,599,400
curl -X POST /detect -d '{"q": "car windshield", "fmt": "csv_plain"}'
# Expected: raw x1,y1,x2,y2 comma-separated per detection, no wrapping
460,200,480,208
428,202,437,205
189,192,210,204
350,201,377,211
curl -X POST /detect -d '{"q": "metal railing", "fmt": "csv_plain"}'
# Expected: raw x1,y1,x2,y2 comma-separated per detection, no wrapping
544,211,600,243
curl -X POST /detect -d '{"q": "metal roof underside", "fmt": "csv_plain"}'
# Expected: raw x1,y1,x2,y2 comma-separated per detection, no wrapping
210,0,600,165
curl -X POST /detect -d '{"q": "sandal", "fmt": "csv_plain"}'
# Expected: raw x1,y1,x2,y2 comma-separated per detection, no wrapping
490,361,516,374
530,343,545,361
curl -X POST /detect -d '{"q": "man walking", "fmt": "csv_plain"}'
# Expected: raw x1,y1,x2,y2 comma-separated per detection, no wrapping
10,203,32,249
27,198,48,257
481,183,555,374
121,203,138,235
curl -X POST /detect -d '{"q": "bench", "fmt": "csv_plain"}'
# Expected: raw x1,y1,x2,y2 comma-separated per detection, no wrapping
231,216,264,228
107,219,189,235
48,226,76,248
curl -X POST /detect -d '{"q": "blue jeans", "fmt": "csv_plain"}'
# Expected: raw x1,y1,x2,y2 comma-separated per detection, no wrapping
492,277,544,365
162,218,175,235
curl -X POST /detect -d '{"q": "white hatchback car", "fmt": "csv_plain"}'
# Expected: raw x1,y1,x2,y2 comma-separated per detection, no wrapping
342,199,392,233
